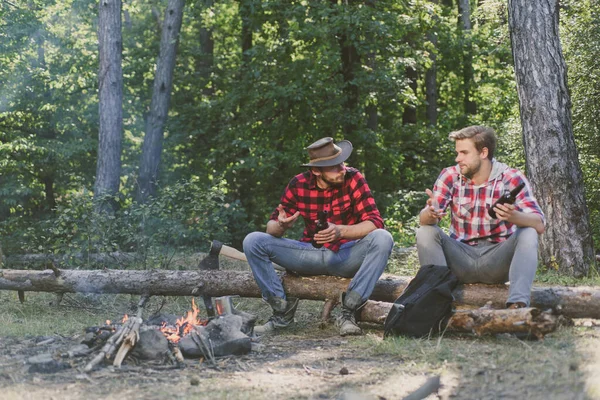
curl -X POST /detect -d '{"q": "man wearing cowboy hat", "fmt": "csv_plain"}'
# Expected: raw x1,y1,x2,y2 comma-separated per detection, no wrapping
243,137,394,336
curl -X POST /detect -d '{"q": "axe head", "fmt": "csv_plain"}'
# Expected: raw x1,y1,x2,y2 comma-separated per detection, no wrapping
198,240,223,270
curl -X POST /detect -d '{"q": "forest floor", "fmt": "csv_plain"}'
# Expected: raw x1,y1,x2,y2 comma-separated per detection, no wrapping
0,254,599,399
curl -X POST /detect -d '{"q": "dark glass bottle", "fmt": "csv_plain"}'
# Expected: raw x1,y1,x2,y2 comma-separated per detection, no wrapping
312,210,329,248
488,182,526,218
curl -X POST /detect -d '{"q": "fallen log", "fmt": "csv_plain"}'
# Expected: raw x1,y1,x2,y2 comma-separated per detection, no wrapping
359,301,566,339
1,268,600,319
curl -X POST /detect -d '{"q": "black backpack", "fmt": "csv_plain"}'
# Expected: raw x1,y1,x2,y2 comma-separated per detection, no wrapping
384,264,459,338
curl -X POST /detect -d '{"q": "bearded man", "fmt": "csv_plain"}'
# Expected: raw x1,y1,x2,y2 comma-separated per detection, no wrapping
417,125,545,309
243,137,394,336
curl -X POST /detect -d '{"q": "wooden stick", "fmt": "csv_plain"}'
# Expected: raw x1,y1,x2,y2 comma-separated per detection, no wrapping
113,295,149,367
321,298,339,322
85,296,149,371
112,317,142,367
84,323,127,372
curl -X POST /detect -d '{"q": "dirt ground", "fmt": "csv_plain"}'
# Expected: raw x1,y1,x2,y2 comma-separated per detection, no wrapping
0,298,599,400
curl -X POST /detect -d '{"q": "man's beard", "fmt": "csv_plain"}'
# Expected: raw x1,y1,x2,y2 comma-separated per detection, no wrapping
321,175,344,188
461,160,481,179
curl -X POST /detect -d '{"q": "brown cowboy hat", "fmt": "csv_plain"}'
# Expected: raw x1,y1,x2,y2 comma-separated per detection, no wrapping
301,137,353,167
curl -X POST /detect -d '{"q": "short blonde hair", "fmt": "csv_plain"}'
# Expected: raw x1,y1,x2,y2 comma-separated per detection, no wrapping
449,125,496,160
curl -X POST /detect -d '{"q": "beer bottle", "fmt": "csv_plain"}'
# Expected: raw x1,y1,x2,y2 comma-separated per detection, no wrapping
488,182,526,219
312,210,329,248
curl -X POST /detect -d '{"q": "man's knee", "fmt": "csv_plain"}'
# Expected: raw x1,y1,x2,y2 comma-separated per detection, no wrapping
416,225,442,247
243,231,269,253
368,229,394,252
515,227,538,247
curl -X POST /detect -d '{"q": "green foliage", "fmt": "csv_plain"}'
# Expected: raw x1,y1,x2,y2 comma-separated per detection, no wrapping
0,178,252,267
562,0,600,247
0,0,597,264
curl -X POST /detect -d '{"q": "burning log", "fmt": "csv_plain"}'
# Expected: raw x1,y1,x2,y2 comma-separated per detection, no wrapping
2,268,600,319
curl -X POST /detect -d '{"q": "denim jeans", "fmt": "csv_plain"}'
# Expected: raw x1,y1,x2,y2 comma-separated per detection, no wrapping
416,225,539,305
243,229,394,303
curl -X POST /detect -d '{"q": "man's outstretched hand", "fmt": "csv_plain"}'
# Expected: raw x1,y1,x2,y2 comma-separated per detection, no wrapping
276,204,300,230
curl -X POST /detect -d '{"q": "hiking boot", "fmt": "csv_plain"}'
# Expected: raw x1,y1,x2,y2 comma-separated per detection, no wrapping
254,297,299,335
336,291,365,337
506,302,527,310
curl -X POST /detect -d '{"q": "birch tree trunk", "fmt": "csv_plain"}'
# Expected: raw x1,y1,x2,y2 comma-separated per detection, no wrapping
95,0,123,212
136,0,185,203
508,0,596,277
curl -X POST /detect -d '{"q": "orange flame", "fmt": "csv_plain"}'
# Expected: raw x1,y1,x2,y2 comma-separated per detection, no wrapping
159,298,206,343
122,314,129,323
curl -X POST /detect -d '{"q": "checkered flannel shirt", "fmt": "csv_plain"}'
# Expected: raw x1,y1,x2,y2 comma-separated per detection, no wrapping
270,167,384,252
433,164,544,244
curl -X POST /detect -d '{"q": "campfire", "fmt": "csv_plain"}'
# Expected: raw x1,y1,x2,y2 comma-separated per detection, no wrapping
159,298,207,343
82,296,257,372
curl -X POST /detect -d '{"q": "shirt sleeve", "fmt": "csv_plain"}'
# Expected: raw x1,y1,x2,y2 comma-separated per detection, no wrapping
432,168,454,212
269,180,299,222
510,173,545,224
349,171,385,229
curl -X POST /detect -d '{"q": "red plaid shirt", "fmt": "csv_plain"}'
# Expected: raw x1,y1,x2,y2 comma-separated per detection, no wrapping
433,162,544,244
270,167,384,252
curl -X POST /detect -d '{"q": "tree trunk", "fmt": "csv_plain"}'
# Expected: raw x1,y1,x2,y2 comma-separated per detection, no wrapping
2,268,600,319
335,0,360,136
425,0,439,126
30,4,57,212
508,0,596,277
239,0,253,69
197,0,214,97
458,0,477,116
136,0,185,203
95,0,124,213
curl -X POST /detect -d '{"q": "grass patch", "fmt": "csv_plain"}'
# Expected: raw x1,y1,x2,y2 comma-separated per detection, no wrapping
0,291,216,337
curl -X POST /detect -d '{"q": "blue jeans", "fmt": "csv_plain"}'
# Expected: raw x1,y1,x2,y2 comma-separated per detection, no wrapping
416,225,539,305
243,229,394,302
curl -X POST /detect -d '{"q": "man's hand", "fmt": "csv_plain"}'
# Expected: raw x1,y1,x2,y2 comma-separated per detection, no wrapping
267,204,300,238
420,189,446,225
276,204,300,230
492,203,545,234
492,203,516,221
313,222,341,245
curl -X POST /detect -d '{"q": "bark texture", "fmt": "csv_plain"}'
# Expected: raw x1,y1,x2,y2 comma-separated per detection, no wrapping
2,269,600,319
425,0,438,126
361,301,564,338
458,0,476,115
197,0,214,97
137,0,185,202
95,0,123,211
508,0,595,276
